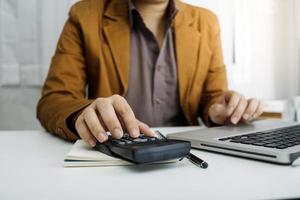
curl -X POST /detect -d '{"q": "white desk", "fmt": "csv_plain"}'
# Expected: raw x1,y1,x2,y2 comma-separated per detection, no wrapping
1,128,300,200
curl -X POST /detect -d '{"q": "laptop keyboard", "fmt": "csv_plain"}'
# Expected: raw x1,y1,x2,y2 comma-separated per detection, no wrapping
219,125,300,149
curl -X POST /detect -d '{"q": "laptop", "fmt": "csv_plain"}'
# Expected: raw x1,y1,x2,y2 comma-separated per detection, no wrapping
167,120,300,164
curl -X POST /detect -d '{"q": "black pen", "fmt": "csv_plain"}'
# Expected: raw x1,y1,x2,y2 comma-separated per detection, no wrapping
155,131,208,169
186,153,208,169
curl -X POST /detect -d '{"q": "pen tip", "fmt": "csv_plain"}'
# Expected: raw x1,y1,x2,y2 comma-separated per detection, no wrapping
201,162,208,169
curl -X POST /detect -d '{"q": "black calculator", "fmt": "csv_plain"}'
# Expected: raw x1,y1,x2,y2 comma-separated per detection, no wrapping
95,131,191,164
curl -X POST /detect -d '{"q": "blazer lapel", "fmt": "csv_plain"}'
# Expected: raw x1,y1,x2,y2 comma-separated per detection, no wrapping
174,1,202,116
103,0,130,94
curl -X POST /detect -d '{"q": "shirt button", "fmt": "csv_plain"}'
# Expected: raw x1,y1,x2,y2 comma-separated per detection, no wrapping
155,98,160,104
154,48,160,54
156,66,161,71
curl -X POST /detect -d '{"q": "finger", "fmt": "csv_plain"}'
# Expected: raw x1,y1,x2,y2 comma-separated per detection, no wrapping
112,96,140,138
242,99,259,122
96,111,109,131
251,101,265,120
226,92,242,116
96,99,123,139
230,97,248,124
208,103,227,125
83,108,108,143
75,116,97,147
223,91,234,102
137,120,155,137
216,94,226,104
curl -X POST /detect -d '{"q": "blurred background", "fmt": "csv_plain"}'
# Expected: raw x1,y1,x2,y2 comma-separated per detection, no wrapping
0,0,300,130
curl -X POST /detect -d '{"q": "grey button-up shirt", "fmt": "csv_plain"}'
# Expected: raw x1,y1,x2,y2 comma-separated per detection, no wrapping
125,0,187,127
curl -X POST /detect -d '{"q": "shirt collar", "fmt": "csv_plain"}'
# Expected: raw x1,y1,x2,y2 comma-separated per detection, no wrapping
127,0,179,29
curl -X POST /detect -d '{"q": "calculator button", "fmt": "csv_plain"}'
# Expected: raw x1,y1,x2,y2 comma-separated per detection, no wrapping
133,138,148,143
120,139,133,144
123,133,130,139
142,137,156,141
111,140,125,145
149,137,157,141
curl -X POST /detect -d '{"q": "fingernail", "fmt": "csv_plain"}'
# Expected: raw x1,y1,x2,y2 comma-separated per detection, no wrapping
232,117,238,124
114,128,123,139
98,132,107,143
89,139,96,147
243,114,249,120
150,130,156,137
131,128,140,138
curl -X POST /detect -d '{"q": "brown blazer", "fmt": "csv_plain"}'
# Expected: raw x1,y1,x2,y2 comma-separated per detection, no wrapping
37,0,228,141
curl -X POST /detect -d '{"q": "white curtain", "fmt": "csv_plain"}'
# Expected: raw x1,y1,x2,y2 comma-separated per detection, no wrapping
0,0,75,86
296,0,300,87
230,0,300,100
186,0,300,100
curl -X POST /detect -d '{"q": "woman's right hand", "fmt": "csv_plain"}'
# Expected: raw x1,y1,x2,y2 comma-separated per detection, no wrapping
75,95,155,147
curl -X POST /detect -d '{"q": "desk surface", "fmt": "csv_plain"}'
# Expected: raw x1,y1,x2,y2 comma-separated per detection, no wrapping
1,128,300,200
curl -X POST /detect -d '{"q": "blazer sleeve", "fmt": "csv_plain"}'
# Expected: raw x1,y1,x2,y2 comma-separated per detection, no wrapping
37,4,93,141
199,13,228,126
